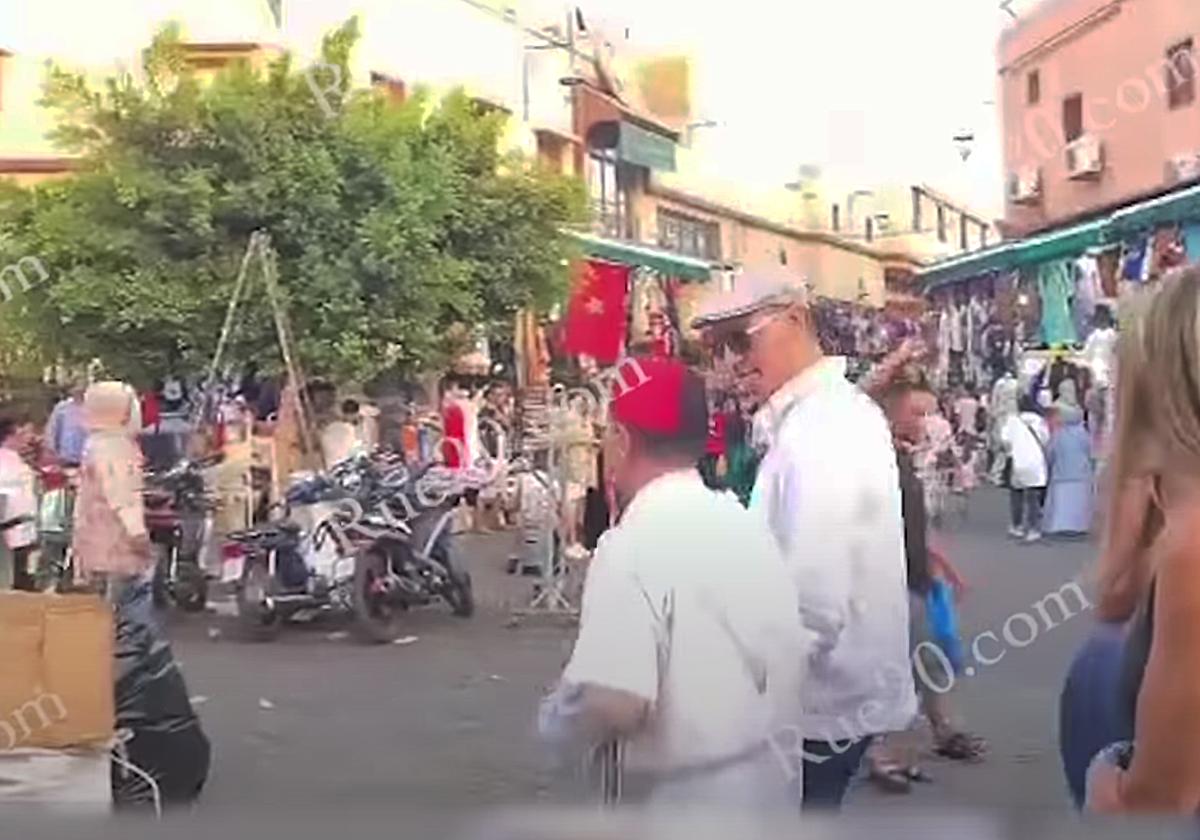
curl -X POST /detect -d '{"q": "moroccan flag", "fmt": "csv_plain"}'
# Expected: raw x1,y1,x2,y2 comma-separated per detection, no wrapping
563,260,629,364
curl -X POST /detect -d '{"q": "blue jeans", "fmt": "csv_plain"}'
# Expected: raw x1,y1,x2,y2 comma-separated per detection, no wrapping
1059,621,1131,809
802,737,874,810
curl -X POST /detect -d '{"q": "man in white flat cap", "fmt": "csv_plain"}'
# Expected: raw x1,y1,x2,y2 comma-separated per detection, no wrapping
693,272,916,810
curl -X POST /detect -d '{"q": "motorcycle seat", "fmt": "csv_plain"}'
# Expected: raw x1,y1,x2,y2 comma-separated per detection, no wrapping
227,520,301,543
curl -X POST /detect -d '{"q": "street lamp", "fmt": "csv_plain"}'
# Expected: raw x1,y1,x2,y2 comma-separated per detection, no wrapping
846,189,874,235
953,129,976,162
685,119,718,146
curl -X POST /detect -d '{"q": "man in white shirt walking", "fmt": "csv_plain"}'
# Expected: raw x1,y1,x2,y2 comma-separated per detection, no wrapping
539,357,811,811
695,275,917,809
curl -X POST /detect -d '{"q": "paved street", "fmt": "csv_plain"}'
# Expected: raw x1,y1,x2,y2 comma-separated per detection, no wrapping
167,488,1096,821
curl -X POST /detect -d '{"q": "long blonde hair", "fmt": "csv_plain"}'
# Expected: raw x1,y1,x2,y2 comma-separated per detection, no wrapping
1099,268,1200,612
1107,268,1200,494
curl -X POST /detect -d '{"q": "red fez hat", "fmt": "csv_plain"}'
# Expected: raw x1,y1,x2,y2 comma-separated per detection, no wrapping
610,356,685,435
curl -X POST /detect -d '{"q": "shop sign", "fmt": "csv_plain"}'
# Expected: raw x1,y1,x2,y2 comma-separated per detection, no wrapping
618,121,677,172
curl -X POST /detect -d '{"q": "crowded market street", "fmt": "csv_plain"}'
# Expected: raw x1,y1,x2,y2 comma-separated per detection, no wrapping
170,488,1092,818
11,0,1200,832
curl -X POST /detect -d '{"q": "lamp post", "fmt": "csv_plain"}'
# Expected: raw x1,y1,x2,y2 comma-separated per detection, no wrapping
846,189,874,236
785,165,823,228
953,129,976,162
685,120,718,146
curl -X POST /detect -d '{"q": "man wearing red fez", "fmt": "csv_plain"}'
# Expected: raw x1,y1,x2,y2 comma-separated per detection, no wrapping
694,272,916,810
538,357,811,810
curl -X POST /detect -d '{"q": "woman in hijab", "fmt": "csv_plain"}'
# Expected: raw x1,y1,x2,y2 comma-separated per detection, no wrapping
1043,401,1094,536
72,381,152,598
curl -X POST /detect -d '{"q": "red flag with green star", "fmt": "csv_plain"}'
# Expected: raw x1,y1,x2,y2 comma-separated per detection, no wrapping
563,260,629,364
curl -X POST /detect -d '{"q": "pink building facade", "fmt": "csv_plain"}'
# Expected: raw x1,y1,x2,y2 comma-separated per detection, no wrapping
999,0,1200,235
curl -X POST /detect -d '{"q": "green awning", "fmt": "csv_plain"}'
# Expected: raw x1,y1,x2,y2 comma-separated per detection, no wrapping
923,218,1108,291
568,231,713,282
1109,181,1200,236
618,121,677,172
921,180,1200,292
1011,217,1108,264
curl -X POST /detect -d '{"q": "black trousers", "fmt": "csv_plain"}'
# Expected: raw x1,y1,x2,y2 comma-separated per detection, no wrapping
11,545,34,591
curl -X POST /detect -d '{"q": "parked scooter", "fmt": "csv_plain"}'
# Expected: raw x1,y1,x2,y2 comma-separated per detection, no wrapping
224,453,480,643
223,454,400,642
143,454,223,612
360,461,477,621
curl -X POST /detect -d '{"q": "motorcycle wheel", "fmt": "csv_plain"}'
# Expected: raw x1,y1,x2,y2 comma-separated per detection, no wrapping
433,542,474,618
236,559,281,641
175,562,209,613
352,548,401,644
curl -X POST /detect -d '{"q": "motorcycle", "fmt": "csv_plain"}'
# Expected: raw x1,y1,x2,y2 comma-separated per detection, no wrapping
143,454,223,612
223,454,401,642
223,454,478,643
361,461,476,621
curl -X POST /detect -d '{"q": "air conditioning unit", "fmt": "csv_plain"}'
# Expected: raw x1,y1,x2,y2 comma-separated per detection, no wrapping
1166,153,1200,184
1007,168,1042,205
1065,135,1104,180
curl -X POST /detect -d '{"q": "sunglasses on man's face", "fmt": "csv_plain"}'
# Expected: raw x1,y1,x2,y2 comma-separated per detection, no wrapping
715,309,784,355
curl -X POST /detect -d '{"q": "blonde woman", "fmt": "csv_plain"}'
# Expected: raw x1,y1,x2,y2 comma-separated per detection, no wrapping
1085,267,1200,813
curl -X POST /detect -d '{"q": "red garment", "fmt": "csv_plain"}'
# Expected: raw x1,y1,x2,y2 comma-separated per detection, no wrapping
442,403,466,468
705,412,727,456
140,391,161,431
563,260,630,364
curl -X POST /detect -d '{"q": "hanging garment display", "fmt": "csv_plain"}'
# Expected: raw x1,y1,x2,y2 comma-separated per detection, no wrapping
1095,248,1121,299
628,270,659,343
1038,260,1078,347
1074,256,1102,340
937,306,953,385
968,295,988,357
1150,225,1186,276
983,321,1012,380
1122,237,1150,283
993,271,1019,327
1016,268,1042,348
1183,222,1200,263
947,300,965,353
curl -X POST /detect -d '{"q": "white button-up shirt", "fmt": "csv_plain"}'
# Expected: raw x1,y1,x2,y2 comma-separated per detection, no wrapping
559,471,810,804
750,358,917,739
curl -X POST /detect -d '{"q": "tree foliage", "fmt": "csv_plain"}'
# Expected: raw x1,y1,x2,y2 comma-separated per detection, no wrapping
0,20,586,383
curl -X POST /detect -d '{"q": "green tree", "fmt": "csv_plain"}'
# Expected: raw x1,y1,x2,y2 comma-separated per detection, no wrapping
1,19,586,383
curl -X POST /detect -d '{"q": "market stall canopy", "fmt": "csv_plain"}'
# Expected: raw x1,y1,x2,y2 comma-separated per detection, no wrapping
1108,181,1200,237
922,218,1107,292
566,231,714,282
922,180,1200,292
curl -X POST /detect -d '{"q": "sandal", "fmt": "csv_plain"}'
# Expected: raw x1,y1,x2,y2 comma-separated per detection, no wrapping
868,759,913,794
907,765,934,783
934,731,988,762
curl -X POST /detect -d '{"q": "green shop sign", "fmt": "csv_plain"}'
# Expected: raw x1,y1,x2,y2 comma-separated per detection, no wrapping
618,121,677,172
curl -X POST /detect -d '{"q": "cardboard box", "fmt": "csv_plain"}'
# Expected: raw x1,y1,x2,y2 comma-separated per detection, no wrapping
0,593,114,750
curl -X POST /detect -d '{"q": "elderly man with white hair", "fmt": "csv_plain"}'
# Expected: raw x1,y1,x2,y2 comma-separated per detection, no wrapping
694,273,916,810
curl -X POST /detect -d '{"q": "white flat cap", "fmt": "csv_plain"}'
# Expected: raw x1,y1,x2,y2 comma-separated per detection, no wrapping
691,269,810,329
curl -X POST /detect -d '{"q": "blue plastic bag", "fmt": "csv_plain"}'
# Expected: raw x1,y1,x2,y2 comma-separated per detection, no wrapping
926,578,966,674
